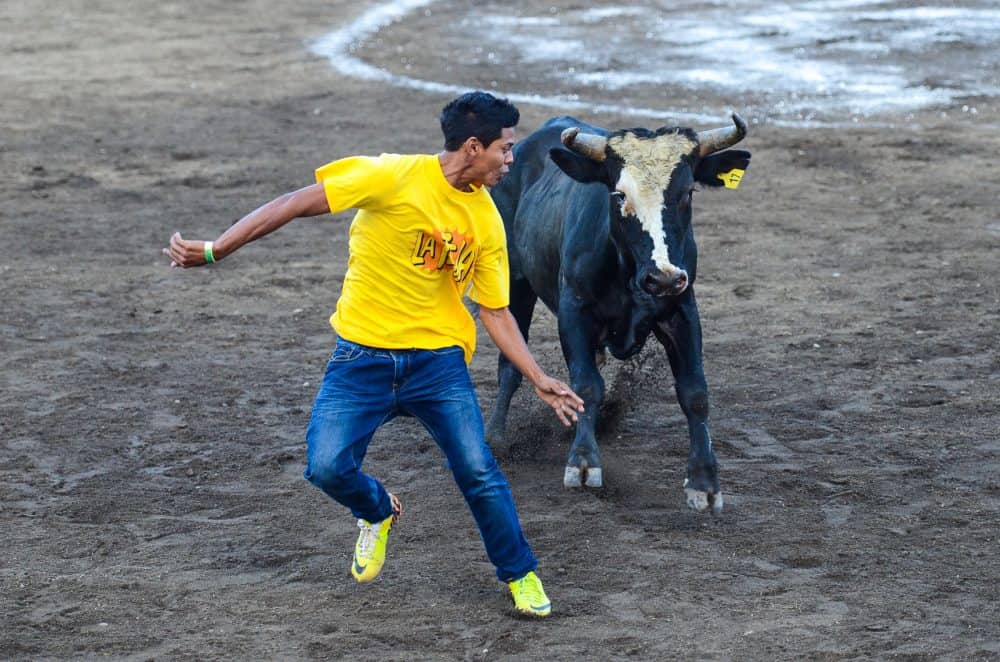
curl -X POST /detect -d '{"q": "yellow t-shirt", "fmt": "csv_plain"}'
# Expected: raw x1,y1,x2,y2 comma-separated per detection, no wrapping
315,153,509,363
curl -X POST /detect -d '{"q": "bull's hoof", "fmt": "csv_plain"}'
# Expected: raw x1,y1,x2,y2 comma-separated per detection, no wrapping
564,465,603,488
564,466,582,488
683,479,723,514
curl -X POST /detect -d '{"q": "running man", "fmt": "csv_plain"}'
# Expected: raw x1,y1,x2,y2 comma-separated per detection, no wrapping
163,91,584,617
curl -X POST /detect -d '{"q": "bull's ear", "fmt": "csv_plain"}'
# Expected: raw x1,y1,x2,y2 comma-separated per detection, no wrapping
549,148,611,186
695,150,751,188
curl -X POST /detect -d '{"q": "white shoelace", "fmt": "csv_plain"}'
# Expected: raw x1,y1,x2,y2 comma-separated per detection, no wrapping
356,519,381,558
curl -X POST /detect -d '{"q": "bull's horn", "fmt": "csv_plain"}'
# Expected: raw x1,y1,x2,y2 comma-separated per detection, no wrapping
561,127,607,162
697,113,748,157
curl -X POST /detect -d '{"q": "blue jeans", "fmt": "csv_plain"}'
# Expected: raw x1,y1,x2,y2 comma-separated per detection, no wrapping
304,338,537,581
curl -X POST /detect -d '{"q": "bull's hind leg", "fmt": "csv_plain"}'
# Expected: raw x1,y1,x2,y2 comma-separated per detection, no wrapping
655,294,722,513
558,294,604,488
485,278,537,449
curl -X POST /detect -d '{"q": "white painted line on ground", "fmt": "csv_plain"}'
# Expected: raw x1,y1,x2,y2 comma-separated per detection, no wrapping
307,0,725,124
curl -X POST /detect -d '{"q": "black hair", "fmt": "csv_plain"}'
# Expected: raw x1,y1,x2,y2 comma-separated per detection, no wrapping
440,91,520,151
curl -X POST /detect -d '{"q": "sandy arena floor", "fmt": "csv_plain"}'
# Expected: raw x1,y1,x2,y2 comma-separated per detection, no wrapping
2,1,998,659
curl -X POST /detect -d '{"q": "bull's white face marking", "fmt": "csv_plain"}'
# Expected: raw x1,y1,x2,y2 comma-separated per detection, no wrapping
608,131,696,276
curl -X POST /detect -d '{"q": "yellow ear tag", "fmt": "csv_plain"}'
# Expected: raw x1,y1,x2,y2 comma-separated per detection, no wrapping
717,168,744,189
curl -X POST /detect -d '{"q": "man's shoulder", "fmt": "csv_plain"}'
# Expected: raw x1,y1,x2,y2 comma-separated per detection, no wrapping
316,153,428,174
376,152,432,169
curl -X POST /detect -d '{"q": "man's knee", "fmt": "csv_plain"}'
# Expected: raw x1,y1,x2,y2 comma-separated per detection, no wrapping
452,455,509,500
304,452,356,494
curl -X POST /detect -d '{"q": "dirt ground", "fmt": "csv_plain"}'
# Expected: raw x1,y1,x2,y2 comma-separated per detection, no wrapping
2,1,999,660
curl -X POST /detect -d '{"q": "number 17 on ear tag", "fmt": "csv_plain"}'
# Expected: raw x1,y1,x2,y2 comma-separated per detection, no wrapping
717,168,745,189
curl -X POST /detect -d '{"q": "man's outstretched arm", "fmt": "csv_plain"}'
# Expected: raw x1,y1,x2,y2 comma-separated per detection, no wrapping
478,305,585,427
163,182,329,268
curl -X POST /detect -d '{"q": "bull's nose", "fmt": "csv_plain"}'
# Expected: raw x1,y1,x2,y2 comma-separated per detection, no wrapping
641,270,688,297
672,271,688,294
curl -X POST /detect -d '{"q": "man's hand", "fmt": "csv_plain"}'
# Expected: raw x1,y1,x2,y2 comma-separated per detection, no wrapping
533,375,585,427
163,232,212,268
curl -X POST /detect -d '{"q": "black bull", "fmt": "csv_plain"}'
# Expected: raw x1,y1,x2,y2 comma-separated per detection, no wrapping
485,114,751,513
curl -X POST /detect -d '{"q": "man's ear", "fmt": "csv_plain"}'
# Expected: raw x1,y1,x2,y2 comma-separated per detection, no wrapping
464,136,482,156
549,148,610,185
695,150,752,188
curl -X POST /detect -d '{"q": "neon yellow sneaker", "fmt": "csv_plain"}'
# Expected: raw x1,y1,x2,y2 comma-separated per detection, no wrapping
351,493,402,583
507,571,551,617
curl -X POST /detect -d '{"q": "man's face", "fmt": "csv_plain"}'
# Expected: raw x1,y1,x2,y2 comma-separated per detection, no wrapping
470,127,515,187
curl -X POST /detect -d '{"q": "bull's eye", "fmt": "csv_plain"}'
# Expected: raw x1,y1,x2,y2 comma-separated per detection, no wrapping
611,191,634,217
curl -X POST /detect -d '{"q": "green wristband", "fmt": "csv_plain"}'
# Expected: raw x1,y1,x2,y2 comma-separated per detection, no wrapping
204,241,216,264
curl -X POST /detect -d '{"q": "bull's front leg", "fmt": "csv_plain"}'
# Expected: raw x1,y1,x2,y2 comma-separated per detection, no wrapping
654,293,722,513
485,279,538,449
485,353,520,449
558,292,605,488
